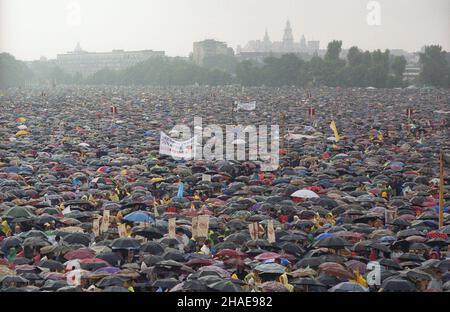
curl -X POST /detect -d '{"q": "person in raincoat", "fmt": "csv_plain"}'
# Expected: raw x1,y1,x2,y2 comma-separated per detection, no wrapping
1,219,11,237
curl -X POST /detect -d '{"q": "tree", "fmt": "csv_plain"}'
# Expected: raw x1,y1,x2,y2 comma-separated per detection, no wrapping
325,40,343,61
419,45,449,87
391,55,406,79
0,53,33,87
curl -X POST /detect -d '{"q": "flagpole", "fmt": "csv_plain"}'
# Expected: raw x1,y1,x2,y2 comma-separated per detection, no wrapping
439,150,444,228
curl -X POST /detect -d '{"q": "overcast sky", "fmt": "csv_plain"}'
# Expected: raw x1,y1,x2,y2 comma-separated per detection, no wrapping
1,0,449,61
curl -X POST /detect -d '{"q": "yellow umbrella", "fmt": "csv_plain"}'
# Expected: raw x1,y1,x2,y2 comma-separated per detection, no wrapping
15,130,29,136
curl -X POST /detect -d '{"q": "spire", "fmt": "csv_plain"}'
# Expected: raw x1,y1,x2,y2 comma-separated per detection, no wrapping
74,42,84,53
282,19,294,51
263,28,270,43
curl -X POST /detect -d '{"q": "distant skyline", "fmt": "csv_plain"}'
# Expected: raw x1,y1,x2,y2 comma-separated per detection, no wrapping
1,0,449,61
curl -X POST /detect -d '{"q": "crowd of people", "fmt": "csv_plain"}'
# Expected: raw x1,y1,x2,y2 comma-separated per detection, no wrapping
0,85,449,292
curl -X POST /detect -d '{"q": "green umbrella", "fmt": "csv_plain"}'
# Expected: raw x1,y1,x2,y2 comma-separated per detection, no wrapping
3,206,34,218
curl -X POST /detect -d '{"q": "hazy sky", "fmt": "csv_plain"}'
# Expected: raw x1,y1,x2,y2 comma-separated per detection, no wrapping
1,0,449,61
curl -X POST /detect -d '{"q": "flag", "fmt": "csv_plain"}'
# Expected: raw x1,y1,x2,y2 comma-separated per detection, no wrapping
329,120,340,142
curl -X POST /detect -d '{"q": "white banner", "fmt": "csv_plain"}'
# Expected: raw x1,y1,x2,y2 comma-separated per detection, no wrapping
235,100,256,111
159,131,195,160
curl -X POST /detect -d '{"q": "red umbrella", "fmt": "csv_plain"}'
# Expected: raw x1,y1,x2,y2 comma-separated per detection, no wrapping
64,248,96,260
215,249,247,258
319,262,354,280
426,231,448,240
79,258,110,265
185,258,215,267
254,252,281,261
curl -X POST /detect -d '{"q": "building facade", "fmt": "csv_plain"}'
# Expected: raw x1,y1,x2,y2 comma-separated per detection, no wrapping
192,39,234,66
237,20,320,55
55,43,165,76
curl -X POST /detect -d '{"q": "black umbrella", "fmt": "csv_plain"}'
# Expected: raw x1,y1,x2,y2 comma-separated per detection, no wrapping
140,242,165,255
132,227,164,239
103,286,129,292
1,236,22,249
0,275,29,285
381,277,417,292
111,237,141,250
182,280,208,291
37,259,65,271
162,249,185,262
96,275,130,288
296,257,323,268
314,236,351,249
152,278,179,289
63,233,91,246
207,280,242,292
379,258,402,270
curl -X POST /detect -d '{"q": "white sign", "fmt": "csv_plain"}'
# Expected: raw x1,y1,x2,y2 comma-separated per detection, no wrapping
159,131,195,160
235,101,256,111
202,174,211,182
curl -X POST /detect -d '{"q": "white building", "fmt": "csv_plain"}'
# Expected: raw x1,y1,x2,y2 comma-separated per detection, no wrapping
192,39,234,66
55,43,165,76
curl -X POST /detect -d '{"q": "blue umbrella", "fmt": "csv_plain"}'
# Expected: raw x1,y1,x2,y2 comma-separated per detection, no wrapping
378,236,397,243
176,182,184,198
314,232,333,241
432,206,449,213
123,211,153,223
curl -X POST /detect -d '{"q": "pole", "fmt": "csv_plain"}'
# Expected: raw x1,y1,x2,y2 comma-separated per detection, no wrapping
280,112,286,151
439,150,444,228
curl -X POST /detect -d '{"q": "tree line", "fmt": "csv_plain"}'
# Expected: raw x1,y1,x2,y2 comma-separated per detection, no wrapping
1,42,449,88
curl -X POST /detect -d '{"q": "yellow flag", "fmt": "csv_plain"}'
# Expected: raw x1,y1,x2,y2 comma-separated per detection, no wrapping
330,120,340,142
352,270,368,288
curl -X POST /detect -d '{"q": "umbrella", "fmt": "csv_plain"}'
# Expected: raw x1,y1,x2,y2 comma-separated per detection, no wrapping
97,253,123,267
3,206,34,218
314,236,351,249
140,242,165,255
96,275,129,288
152,278,179,289
63,233,91,246
207,280,243,292
124,211,154,223
291,189,319,199
37,259,65,271
254,252,281,261
318,262,354,279
329,282,369,292
381,277,417,292
64,248,96,260
296,257,323,268
254,263,286,274
0,275,29,285
260,281,289,292
1,237,22,250
111,237,141,250
132,227,163,239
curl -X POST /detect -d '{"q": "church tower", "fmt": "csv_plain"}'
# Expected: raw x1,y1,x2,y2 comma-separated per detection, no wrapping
263,28,271,52
300,34,307,51
282,20,294,52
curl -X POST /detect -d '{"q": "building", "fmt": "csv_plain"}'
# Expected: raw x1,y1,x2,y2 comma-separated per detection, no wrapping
192,39,234,66
55,43,165,76
238,20,320,55
404,63,421,82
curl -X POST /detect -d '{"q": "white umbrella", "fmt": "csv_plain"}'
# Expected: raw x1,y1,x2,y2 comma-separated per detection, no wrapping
291,189,319,199
18,125,28,130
